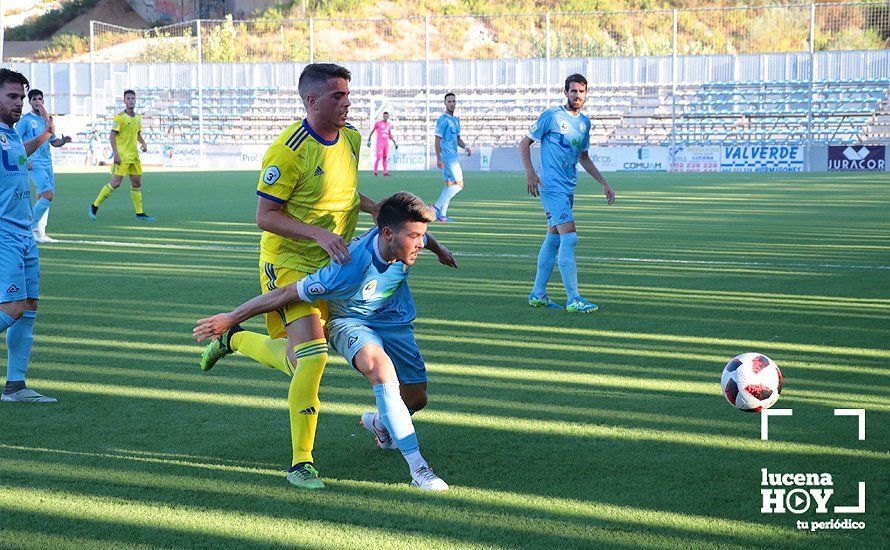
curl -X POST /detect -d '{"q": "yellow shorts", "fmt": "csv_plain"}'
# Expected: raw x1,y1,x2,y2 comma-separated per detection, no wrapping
111,161,142,176
260,262,328,339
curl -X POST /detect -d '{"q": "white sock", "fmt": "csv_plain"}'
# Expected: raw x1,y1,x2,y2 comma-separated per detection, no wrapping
37,209,49,235
405,450,428,473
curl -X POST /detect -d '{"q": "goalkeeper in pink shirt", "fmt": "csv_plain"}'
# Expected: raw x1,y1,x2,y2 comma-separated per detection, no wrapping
368,111,397,176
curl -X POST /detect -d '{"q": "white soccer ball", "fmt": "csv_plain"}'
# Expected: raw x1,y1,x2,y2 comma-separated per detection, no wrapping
721,353,783,412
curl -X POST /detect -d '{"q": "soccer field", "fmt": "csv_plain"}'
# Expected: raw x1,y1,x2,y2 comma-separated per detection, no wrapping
1,169,888,548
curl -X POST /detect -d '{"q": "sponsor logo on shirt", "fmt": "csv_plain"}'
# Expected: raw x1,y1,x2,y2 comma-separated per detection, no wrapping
559,120,570,134
362,279,378,299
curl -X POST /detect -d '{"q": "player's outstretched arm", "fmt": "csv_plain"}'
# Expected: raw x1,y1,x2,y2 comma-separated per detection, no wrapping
51,135,73,147
194,285,301,341
519,136,540,197
424,232,457,268
579,151,615,205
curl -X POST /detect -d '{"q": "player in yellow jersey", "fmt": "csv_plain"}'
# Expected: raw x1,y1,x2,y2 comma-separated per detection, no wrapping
199,63,378,489
88,89,155,222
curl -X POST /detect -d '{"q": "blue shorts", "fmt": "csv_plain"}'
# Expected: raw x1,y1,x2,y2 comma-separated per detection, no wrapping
540,192,575,227
29,165,54,194
0,231,39,303
441,158,463,183
328,318,427,384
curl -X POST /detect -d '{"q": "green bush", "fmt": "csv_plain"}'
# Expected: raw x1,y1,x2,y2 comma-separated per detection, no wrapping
34,33,91,60
6,0,100,41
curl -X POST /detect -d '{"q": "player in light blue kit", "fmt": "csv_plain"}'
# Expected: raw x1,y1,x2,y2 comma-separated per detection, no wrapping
519,74,615,313
0,69,58,403
194,192,457,491
432,93,471,222
15,89,72,243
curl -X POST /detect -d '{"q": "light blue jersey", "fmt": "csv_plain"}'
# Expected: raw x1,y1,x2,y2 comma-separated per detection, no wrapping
0,124,33,236
15,112,54,168
295,227,418,325
527,105,590,194
435,113,461,161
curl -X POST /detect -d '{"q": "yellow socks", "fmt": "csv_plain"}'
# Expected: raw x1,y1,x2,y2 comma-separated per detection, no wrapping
93,184,115,207
229,331,290,375
288,338,328,466
130,188,144,214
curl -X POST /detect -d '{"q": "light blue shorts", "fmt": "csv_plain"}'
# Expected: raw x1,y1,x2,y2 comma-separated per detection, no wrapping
29,165,54,194
441,158,463,183
328,318,427,384
540,192,575,227
0,231,39,303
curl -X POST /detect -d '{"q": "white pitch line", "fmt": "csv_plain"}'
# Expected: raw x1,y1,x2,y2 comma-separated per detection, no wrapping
50,239,890,271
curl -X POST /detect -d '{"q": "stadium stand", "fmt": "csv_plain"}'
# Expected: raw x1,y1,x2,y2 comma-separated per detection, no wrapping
94,79,890,147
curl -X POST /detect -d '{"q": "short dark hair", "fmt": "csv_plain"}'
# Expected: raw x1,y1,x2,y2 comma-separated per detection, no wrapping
564,74,587,92
383,111,389,115
444,92,455,100
123,89,135,98
298,63,351,104
0,69,29,91
376,192,435,230
27,89,43,100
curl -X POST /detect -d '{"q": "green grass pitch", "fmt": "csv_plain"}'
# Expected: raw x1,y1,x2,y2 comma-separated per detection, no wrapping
1,169,887,548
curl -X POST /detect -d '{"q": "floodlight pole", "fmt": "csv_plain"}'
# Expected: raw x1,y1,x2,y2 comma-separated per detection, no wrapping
309,18,315,62
671,9,678,168
90,21,96,126
1,8,5,64
197,20,205,165
425,15,431,170
806,2,815,170
545,13,551,84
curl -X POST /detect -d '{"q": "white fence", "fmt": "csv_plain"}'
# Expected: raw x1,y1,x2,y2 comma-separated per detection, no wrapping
7,50,890,117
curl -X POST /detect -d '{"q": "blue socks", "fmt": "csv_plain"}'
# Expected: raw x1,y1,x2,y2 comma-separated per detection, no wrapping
532,232,560,297
0,311,16,333
373,381,427,472
6,310,36,383
557,232,580,301
433,185,461,217
32,198,51,231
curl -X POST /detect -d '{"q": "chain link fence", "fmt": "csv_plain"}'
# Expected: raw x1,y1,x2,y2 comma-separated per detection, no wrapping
87,2,890,63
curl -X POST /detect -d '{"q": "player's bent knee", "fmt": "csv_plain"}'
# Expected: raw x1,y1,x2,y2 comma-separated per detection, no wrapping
0,300,28,320
400,385,428,411
354,345,397,384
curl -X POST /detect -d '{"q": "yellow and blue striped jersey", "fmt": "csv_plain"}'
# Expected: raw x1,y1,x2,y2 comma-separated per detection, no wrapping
257,119,362,273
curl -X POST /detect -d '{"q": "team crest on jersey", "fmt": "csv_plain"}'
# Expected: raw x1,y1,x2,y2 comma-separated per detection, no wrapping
307,282,326,295
262,166,281,184
362,279,378,299
580,121,587,132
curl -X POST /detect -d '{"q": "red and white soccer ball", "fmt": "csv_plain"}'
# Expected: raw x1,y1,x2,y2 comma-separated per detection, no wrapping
721,353,783,412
